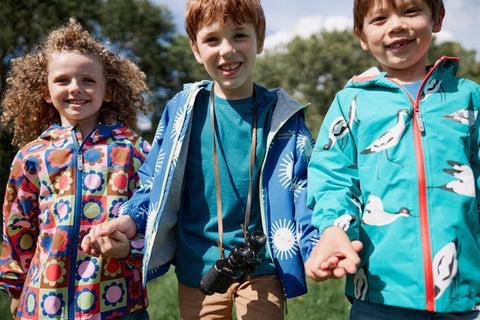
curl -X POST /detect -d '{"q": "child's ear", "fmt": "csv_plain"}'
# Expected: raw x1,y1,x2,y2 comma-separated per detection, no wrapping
43,90,52,104
256,43,264,55
104,85,113,103
355,28,369,51
190,40,203,64
432,9,445,33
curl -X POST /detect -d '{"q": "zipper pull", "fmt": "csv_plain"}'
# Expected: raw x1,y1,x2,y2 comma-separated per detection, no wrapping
77,152,83,171
415,111,425,132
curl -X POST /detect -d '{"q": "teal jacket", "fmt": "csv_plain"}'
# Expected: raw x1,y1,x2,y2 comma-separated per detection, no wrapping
308,57,480,312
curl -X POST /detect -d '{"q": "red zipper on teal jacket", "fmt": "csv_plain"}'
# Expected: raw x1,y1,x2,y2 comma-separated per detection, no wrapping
389,64,438,311
412,96,435,312
412,57,459,311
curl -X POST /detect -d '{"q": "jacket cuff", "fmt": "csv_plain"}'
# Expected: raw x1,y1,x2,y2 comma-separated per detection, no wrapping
118,202,147,234
313,215,360,241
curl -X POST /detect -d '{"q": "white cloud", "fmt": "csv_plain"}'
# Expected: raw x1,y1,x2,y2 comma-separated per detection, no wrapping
295,16,325,38
322,16,352,32
435,29,454,44
264,31,294,52
264,15,352,52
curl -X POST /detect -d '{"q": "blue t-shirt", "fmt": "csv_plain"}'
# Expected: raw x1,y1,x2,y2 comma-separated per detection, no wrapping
402,80,423,100
176,83,277,288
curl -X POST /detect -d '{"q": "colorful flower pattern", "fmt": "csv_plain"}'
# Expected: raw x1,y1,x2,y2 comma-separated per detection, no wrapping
0,124,150,319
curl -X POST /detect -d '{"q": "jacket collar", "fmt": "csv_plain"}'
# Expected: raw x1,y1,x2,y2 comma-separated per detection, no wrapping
40,122,128,144
346,56,459,89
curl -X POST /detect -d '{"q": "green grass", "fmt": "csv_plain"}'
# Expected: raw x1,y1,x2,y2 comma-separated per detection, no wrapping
0,268,350,319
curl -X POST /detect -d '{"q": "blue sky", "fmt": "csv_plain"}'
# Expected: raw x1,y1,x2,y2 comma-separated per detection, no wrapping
152,0,480,56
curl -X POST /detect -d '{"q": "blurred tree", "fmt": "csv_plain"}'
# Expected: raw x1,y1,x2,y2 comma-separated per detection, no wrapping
255,30,377,134
98,0,175,106
255,30,480,135
428,39,480,84
0,0,201,215
1,0,100,91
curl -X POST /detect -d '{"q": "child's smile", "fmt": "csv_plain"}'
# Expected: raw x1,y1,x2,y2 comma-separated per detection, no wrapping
357,0,443,83
44,51,112,136
191,19,262,100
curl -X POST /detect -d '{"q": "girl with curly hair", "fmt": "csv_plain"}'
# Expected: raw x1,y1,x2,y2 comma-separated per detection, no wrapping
0,18,152,319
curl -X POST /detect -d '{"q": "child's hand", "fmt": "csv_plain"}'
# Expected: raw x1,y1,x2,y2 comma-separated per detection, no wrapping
94,231,131,259
81,216,137,257
10,297,19,319
81,224,131,258
305,226,363,282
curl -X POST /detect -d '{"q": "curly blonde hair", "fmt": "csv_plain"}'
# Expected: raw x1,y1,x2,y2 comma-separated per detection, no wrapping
1,18,153,148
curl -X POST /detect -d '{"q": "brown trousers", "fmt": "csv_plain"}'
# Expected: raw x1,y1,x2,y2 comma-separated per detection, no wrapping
178,274,285,320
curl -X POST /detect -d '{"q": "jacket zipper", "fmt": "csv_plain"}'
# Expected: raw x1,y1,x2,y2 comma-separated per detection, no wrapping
412,100,435,311
68,129,83,319
390,65,439,311
415,62,445,311
68,126,97,318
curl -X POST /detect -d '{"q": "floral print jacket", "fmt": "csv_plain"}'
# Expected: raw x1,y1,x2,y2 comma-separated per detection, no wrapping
0,123,149,319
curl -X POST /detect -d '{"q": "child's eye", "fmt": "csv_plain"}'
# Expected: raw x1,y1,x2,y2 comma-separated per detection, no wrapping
370,16,386,24
84,78,96,83
205,37,219,44
405,8,420,15
234,33,248,40
54,78,69,84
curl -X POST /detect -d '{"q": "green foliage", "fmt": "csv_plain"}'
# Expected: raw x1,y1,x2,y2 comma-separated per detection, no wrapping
1,0,100,92
255,31,480,135
255,30,377,134
428,38,480,84
98,0,175,105
0,268,350,319
0,0,201,213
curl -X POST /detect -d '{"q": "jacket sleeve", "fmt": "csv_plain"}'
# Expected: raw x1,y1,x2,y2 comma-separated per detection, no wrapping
121,135,151,268
469,83,480,215
0,151,40,299
291,111,320,262
118,97,176,234
307,92,362,241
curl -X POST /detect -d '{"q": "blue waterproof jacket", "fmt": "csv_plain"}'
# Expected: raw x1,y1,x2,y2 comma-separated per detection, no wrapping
121,81,318,298
308,57,480,312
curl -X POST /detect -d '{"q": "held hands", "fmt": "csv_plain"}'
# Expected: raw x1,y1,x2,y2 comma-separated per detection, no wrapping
80,216,137,259
10,297,19,319
305,226,363,282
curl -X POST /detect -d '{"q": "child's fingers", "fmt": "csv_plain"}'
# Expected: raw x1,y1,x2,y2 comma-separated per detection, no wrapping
332,266,347,279
337,258,358,275
98,236,114,253
80,234,91,252
351,240,363,253
81,234,100,256
306,255,334,281
306,266,333,282
320,256,340,270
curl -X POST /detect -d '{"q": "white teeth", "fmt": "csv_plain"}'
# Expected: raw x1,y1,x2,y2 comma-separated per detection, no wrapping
69,100,86,104
222,63,239,71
